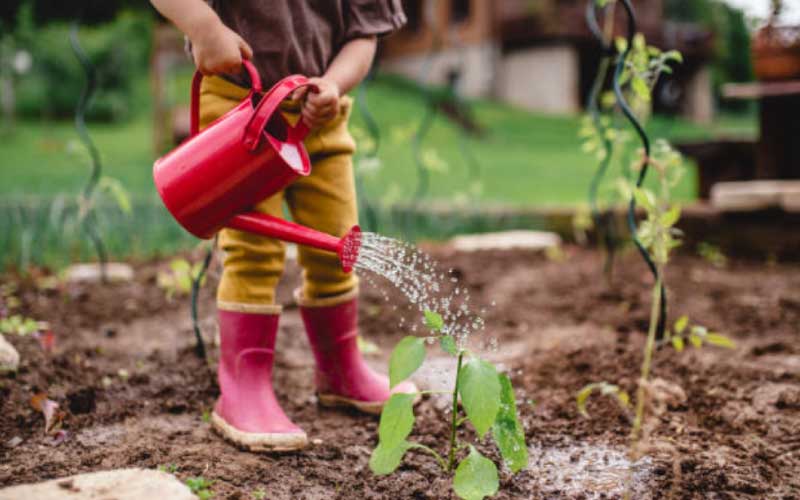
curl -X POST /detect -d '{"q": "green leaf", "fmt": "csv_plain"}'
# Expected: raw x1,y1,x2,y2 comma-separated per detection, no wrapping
492,374,528,473
661,204,681,228
689,334,703,348
671,336,685,353
369,441,411,476
424,310,444,332
99,177,132,215
632,75,652,102
705,333,736,349
440,335,458,356
633,188,655,213
378,393,416,448
664,50,684,63
459,358,501,438
453,446,499,500
389,336,426,389
615,36,628,54
674,315,689,335
576,384,595,418
576,382,629,417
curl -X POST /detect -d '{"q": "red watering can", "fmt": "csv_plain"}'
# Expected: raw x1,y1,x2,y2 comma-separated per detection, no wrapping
153,61,361,272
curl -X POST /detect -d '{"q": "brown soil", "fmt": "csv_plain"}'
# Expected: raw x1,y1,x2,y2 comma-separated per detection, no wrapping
1,246,799,499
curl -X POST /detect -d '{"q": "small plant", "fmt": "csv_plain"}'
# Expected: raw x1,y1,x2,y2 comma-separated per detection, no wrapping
697,242,728,268
157,463,179,474
369,310,528,500
185,476,214,500
157,258,206,300
577,136,736,494
251,488,267,500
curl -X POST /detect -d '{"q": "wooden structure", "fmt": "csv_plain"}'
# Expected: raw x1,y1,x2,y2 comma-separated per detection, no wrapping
381,0,714,119
723,80,800,179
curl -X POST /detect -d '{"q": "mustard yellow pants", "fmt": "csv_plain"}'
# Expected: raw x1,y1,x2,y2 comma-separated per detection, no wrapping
199,76,359,309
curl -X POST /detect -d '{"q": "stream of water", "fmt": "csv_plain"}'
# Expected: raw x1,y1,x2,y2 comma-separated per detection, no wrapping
354,232,490,349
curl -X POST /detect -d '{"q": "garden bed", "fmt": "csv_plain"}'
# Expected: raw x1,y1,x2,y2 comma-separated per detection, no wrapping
1,246,799,498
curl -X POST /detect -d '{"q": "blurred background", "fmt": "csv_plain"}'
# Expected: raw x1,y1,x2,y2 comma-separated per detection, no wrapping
1,0,798,271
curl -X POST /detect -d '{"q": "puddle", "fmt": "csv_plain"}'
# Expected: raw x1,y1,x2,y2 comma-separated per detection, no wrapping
527,442,654,499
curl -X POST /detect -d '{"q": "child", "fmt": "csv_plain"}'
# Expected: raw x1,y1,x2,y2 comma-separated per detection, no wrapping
150,0,416,452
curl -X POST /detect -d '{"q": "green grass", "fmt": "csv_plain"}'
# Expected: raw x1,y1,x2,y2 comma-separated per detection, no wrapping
0,73,757,268
0,74,756,204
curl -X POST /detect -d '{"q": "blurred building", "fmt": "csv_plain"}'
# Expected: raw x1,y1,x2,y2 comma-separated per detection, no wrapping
380,0,715,122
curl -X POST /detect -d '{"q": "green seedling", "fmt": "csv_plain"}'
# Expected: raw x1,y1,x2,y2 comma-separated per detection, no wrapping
370,310,528,500
697,242,728,269
0,314,44,336
185,477,214,500
157,258,206,300
578,128,735,497
157,463,179,474
251,488,267,500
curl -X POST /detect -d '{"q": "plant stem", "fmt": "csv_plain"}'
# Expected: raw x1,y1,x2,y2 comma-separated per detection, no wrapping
630,271,663,446
447,351,464,472
409,443,448,471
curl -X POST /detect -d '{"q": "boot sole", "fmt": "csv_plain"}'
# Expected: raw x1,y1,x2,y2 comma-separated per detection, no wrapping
318,390,422,416
211,411,308,452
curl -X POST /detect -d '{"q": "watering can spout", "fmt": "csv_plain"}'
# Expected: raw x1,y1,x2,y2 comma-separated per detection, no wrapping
227,213,362,273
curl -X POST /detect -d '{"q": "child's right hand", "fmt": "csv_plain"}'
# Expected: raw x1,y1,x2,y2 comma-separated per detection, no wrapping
191,22,253,76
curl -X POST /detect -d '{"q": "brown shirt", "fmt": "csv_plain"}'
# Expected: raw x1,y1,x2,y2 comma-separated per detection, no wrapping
208,0,406,89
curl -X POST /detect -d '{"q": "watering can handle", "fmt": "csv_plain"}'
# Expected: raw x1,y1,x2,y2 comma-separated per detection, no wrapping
242,75,319,152
189,60,262,137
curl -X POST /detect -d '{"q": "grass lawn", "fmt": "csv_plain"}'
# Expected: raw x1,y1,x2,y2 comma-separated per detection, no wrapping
1,74,757,206
0,73,757,268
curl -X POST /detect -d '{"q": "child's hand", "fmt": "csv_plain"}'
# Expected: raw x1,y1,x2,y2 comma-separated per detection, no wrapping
296,78,340,129
191,22,253,76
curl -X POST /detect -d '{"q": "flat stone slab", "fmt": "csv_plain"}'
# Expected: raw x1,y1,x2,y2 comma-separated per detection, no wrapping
0,334,19,373
450,230,561,252
711,180,800,213
65,263,134,284
0,468,197,500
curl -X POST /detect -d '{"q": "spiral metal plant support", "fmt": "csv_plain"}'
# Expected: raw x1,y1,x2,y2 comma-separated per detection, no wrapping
586,0,619,278
613,0,667,337
70,22,109,283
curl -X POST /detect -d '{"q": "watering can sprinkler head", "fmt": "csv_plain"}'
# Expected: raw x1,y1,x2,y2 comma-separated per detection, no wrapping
153,62,360,273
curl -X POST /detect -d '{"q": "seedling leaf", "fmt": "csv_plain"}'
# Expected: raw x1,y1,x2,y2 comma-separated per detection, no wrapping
440,335,458,356
378,393,416,448
453,446,499,500
369,441,412,475
576,385,594,418
459,358,501,438
671,336,685,352
673,315,689,335
632,76,652,102
661,204,681,228
424,310,444,332
389,336,426,389
705,333,736,349
491,374,528,473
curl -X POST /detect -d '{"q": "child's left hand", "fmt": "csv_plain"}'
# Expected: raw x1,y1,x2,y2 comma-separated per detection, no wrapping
296,77,340,129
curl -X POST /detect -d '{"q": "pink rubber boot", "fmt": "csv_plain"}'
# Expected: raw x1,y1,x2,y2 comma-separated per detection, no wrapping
296,289,418,415
212,306,308,451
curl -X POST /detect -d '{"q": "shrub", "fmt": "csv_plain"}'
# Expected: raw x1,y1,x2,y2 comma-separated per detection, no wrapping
14,10,152,122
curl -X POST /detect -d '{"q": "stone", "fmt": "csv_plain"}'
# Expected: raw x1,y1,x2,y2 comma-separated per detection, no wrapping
0,468,197,500
0,334,19,373
65,263,134,284
450,230,561,253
